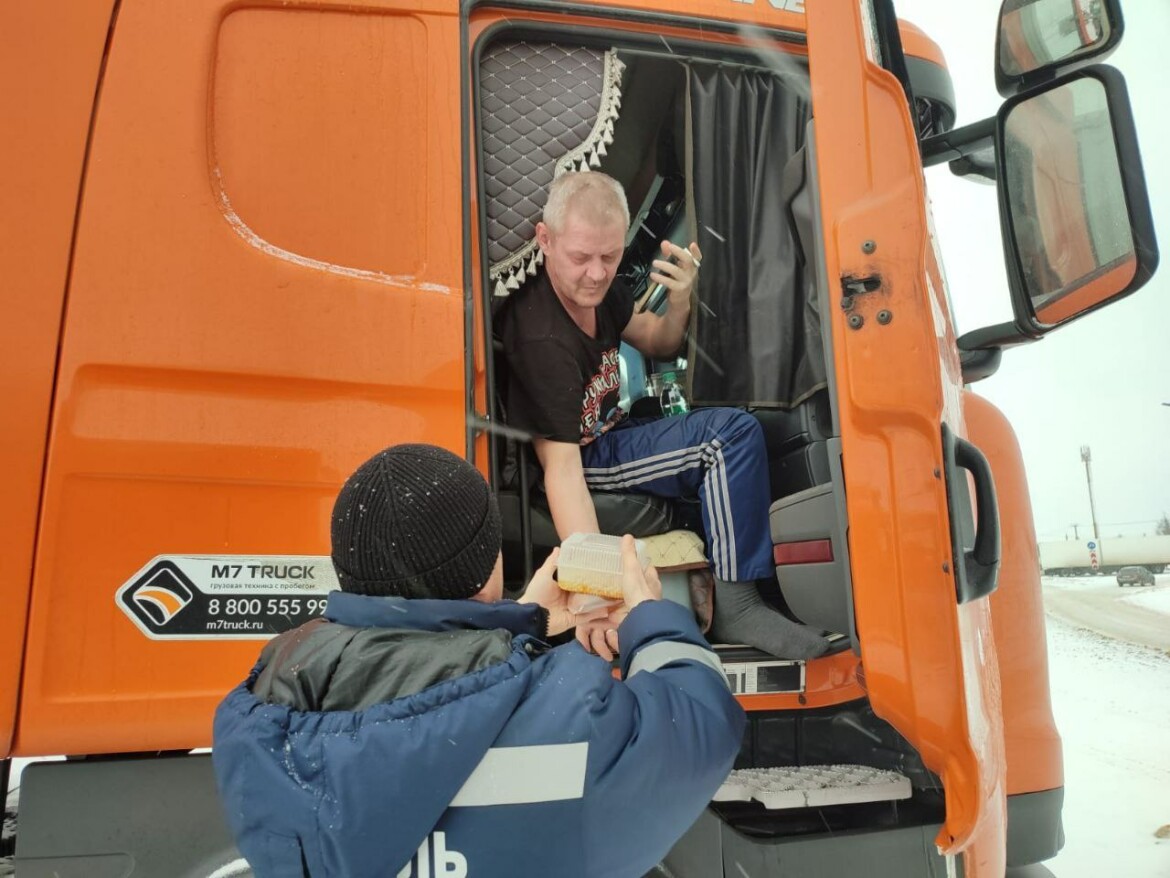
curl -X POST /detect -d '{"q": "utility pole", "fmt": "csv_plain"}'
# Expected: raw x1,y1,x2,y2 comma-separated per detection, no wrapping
1080,445,1100,542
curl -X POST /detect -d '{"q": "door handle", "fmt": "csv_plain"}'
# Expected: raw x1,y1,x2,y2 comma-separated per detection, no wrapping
942,425,1001,604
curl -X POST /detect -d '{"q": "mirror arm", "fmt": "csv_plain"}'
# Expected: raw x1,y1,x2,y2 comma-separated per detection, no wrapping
958,346,1003,384
956,320,1035,353
921,117,995,168
948,155,997,184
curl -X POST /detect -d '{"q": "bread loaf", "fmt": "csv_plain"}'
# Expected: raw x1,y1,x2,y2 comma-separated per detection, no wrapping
556,576,623,600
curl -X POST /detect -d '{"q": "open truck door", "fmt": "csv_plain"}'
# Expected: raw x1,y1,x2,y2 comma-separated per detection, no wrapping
804,1,1007,867
805,0,1156,872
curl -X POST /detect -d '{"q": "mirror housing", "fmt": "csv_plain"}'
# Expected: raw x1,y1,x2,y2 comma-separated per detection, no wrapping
995,0,1124,97
995,65,1158,337
956,65,1158,353
900,20,958,136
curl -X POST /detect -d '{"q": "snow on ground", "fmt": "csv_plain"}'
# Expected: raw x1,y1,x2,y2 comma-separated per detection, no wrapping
1120,583,1170,616
1043,575,1100,591
1043,576,1170,878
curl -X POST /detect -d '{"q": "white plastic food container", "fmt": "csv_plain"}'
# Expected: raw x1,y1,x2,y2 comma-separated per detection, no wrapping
557,533,649,613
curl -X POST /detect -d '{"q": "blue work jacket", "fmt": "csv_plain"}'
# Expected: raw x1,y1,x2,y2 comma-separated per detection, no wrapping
213,592,744,878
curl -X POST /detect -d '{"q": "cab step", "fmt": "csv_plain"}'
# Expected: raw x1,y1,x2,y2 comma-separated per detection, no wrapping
715,764,912,810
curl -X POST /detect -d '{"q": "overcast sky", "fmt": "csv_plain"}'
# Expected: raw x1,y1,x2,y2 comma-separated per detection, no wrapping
893,0,1170,542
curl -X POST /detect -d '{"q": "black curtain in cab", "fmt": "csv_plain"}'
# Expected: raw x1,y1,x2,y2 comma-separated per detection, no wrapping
686,66,826,409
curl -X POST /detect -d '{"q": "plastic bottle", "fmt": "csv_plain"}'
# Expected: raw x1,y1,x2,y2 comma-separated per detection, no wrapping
659,371,689,417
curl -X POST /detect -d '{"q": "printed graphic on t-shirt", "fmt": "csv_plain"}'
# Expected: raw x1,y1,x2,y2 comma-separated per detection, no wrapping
580,347,625,444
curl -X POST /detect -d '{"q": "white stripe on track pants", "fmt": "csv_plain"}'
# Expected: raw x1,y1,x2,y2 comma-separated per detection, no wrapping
580,408,773,582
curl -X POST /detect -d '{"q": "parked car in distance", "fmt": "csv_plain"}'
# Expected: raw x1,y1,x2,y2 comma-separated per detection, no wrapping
1116,566,1156,587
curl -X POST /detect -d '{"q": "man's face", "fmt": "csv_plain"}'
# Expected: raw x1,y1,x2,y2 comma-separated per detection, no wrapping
536,215,626,312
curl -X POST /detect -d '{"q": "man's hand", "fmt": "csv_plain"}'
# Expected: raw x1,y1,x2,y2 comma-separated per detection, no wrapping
517,548,575,636
619,533,662,610
622,241,702,359
650,240,703,308
576,535,663,660
576,613,623,662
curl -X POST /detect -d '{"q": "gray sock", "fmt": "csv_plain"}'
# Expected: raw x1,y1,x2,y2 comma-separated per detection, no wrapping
711,579,829,660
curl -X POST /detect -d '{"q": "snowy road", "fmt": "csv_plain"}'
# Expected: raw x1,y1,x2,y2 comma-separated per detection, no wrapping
1043,574,1170,652
1042,574,1170,878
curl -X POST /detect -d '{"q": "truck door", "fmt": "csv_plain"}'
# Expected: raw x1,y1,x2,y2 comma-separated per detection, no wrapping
805,1,1005,864
17,0,466,756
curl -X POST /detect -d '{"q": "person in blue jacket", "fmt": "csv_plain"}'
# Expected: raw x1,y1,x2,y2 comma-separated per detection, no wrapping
213,443,745,878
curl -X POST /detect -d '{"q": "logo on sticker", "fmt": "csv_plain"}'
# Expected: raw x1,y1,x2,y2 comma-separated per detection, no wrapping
121,562,195,630
117,554,337,639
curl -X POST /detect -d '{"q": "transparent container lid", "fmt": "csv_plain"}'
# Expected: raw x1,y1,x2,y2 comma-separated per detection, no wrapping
557,533,648,600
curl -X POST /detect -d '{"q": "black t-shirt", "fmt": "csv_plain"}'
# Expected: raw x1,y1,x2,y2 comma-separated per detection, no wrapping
497,272,635,445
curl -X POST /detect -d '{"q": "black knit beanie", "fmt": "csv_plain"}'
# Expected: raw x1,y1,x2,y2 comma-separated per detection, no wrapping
331,444,502,600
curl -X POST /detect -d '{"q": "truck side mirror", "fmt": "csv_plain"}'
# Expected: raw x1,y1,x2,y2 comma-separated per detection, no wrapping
996,66,1158,332
995,0,1124,97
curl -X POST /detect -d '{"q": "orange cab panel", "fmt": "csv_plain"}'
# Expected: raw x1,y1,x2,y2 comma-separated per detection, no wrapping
16,0,466,757
965,392,1063,797
0,0,118,758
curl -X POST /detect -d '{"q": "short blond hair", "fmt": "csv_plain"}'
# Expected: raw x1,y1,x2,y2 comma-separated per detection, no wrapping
543,171,630,233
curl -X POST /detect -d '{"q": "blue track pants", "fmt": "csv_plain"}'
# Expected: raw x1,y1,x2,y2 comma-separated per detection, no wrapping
579,408,774,582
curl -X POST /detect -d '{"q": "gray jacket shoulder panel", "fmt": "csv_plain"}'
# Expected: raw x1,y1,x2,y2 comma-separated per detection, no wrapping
252,619,515,712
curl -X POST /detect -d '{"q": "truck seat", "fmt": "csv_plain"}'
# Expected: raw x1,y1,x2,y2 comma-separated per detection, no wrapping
498,484,690,552
750,390,833,501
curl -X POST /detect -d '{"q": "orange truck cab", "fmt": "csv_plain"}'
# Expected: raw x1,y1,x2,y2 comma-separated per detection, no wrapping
1,0,1157,875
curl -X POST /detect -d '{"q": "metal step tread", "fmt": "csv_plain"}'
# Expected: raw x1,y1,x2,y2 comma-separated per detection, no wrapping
715,764,912,810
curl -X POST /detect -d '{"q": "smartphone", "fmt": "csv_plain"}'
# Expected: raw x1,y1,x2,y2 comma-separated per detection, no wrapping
637,253,679,314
